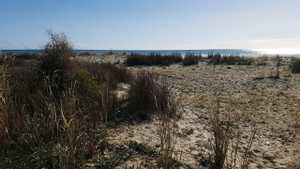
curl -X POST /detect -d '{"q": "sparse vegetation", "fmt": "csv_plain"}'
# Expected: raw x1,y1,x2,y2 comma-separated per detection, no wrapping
207,95,257,169
0,33,182,168
126,52,204,66
2,33,300,169
208,54,253,65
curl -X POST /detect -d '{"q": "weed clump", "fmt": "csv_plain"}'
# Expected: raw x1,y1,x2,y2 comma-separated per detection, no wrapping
127,71,158,120
207,96,256,169
127,71,177,120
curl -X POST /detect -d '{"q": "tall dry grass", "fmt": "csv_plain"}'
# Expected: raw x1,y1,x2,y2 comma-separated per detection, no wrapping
155,80,178,169
127,71,158,120
208,95,257,169
0,64,9,145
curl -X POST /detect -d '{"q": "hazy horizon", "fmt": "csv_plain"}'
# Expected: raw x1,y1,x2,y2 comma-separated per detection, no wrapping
1,0,300,54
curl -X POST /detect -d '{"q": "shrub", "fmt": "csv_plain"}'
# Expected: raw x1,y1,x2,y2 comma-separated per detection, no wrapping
3,70,106,168
127,71,176,120
0,33,109,168
208,54,252,65
127,71,157,120
290,57,300,74
126,53,182,66
0,55,30,67
73,61,130,86
15,53,40,60
37,32,74,96
69,62,130,122
77,52,96,56
182,55,200,66
273,56,281,79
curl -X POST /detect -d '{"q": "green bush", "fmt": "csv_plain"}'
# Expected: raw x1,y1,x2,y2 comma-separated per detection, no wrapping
73,69,101,95
74,61,130,88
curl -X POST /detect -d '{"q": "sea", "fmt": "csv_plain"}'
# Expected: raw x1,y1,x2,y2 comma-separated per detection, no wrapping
0,49,258,57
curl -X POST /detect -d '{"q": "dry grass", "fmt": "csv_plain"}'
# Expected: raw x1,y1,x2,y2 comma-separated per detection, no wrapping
127,71,158,120
155,80,178,169
0,64,9,144
0,33,109,168
127,71,178,121
208,95,257,169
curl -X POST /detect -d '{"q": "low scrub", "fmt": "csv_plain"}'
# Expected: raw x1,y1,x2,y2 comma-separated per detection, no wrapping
126,53,182,66
127,71,177,120
182,55,201,66
208,54,252,65
73,61,131,88
1,33,179,168
0,33,114,168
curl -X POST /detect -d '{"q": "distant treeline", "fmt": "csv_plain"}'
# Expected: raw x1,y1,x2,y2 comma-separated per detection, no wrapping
126,52,253,66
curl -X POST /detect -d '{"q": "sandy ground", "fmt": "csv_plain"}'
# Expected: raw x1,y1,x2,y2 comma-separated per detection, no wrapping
90,55,300,169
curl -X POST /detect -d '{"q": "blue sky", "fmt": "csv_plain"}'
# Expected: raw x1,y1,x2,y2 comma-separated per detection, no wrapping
0,0,300,50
